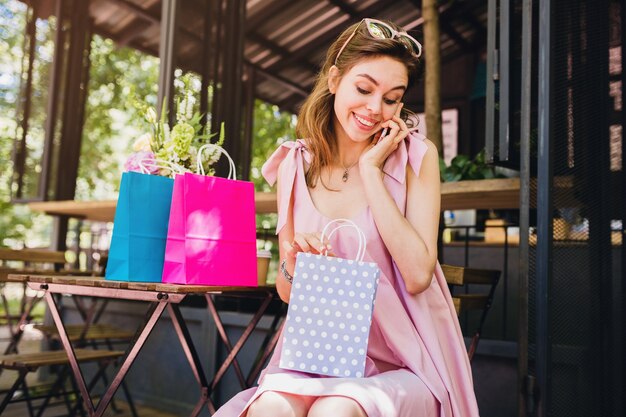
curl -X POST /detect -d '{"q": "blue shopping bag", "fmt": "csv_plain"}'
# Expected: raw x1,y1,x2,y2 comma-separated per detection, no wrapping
106,171,174,282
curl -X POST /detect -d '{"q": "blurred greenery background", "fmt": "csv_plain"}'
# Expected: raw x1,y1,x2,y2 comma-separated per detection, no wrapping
1,0,294,256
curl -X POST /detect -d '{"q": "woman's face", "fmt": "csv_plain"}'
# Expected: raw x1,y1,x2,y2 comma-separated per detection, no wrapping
329,56,409,144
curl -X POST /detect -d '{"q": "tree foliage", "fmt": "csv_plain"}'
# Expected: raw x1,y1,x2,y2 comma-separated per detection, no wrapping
251,100,297,232
0,0,40,247
1,1,296,248
76,35,160,200
250,100,297,191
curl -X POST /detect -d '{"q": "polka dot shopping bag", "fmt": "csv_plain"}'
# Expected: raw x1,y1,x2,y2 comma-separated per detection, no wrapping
279,219,381,378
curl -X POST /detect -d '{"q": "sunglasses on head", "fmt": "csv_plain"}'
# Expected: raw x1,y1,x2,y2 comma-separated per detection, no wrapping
335,18,423,66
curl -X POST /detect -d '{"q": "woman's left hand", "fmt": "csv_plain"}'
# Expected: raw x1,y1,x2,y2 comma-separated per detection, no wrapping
359,103,409,174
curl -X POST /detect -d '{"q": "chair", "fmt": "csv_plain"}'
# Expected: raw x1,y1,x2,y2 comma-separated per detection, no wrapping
0,249,69,354
0,249,120,350
24,316,137,417
0,250,137,416
441,264,501,361
0,349,124,416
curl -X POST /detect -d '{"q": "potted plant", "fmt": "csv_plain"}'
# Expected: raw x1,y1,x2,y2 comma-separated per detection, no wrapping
439,149,511,242
438,149,505,182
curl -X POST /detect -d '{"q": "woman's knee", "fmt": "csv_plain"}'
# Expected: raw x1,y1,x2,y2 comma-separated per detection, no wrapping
307,396,367,417
246,391,310,417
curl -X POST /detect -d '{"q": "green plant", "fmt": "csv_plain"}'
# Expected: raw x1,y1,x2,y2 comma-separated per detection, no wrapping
439,149,504,182
126,93,225,177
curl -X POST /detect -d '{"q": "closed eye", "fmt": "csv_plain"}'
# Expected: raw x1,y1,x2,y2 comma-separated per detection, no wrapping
357,86,399,105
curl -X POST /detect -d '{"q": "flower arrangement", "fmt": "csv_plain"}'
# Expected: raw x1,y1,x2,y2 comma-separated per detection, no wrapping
125,94,225,177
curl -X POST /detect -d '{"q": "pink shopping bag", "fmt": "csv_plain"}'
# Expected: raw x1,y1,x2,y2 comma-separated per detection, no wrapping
161,145,257,286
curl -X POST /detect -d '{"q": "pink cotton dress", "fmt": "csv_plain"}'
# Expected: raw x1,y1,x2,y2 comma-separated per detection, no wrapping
213,133,480,417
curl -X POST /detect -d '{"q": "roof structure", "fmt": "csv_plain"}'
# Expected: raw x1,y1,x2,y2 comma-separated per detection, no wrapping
12,0,489,211
33,0,488,113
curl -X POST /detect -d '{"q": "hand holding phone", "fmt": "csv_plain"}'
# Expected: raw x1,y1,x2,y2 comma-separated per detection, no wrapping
376,102,402,144
377,127,389,144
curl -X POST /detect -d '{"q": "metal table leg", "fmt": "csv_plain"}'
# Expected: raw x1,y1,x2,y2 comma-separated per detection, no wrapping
205,294,274,394
41,286,176,417
167,303,213,416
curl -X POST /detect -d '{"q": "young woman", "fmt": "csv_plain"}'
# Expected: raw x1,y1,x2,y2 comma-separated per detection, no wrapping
214,18,479,417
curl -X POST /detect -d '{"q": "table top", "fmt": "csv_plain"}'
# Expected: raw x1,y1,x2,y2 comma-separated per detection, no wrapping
27,178,522,222
440,177,520,211
5,273,277,295
27,192,279,222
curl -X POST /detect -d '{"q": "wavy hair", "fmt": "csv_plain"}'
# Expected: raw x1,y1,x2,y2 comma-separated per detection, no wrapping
296,19,423,187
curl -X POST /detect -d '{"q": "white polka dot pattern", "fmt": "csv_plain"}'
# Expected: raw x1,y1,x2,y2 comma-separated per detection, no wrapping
279,252,380,378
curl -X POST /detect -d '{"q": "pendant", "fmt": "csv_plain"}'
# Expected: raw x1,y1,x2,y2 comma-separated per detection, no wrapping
342,169,349,182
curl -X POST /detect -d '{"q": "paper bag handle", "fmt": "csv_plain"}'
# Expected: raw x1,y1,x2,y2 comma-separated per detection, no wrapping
196,144,237,179
137,158,187,175
320,219,367,262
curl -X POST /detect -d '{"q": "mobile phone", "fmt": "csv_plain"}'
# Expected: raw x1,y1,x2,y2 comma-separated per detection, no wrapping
377,103,402,143
377,127,389,144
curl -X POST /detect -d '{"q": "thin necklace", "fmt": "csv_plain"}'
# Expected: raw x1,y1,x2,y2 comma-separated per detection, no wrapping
340,159,359,182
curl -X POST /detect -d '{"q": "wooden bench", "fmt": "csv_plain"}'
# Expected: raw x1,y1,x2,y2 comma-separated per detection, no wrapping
441,264,501,361
0,348,124,371
0,248,68,292
0,248,67,267
0,248,99,280
0,348,124,415
34,324,134,344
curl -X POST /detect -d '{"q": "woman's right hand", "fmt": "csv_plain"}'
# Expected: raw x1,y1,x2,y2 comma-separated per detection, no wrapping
282,232,334,259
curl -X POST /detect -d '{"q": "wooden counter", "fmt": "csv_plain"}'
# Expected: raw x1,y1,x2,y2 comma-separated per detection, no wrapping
28,178,522,222
28,191,280,222
441,177,520,211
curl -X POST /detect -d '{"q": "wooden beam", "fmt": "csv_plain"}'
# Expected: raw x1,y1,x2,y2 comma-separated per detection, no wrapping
116,19,152,46
404,1,456,30
265,0,390,73
407,0,421,13
241,66,255,180
460,4,487,42
440,18,472,50
246,0,295,33
93,26,159,57
104,0,204,44
105,0,159,24
276,93,305,113
105,0,317,91
248,32,319,74
40,0,65,202
56,0,91,201
157,0,179,125
326,0,357,17
251,62,310,97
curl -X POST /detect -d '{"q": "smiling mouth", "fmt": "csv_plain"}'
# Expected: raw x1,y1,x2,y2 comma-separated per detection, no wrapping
354,113,377,128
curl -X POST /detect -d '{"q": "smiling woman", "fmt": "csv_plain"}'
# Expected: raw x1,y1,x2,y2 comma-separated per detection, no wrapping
213,18,479,417
328,58,408,141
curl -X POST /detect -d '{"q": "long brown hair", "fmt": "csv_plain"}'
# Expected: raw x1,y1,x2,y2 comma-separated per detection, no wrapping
296,19,423,187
